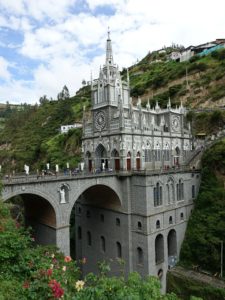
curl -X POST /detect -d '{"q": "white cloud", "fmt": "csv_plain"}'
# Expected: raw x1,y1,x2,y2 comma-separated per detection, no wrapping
1,0,225,103
0,57,11,81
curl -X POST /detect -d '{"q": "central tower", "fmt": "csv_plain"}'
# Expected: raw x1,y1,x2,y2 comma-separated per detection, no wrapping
92,30,129,112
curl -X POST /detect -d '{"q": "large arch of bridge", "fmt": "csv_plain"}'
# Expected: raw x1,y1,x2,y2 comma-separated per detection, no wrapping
2,190,61,227
66,180,123,224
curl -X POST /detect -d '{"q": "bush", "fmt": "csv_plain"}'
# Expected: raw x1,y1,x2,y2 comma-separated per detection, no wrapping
0,201,178,299
211,49,225,61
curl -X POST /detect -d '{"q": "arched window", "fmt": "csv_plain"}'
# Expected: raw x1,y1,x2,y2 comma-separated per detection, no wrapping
86,210,91,218
78,226,82,240
111,149,120,171
167,177,175,204
136,151,141,170
156,220,161,229
138,221,142,230
127,152,131,171
192,185,195,198
164,143,170,161
155,234,164,264
87,231,92,246
100,214,104,222
167,229,177,257
145,149,151,162
177,179,184,201
180,212,184,220
95,144,108,170
154,143,161,161
153,182,163,206
116,218,120,226
116,242,122,258
166,184,170,204
169,216,173,224
137,247,143,265
100,236,106,252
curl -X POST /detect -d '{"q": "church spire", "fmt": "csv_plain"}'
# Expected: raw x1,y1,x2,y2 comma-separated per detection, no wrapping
106,27,114,65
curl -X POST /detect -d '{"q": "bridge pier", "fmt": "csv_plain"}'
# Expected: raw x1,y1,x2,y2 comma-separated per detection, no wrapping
56,224,70,256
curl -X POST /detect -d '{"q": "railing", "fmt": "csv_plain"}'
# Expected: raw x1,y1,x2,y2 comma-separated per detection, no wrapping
1,165,200,185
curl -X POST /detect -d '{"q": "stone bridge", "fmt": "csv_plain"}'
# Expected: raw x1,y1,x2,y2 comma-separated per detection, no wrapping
1,172,124,255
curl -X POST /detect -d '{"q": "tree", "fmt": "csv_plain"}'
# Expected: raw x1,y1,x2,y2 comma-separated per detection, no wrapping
39,95,49,105
57,85,70,100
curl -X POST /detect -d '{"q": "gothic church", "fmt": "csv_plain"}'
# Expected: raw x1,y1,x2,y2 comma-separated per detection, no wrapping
75,32,200,290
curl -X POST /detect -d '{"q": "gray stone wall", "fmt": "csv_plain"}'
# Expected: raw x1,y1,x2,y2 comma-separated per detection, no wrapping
2,169,200,292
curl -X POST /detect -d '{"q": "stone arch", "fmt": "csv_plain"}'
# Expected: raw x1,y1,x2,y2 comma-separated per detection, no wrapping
95,143,108,170
3,189,60,223
167,229,177,268
167,229,177,257
155,234,164,264
111,148,120,171
74,184,122,211
3,191,58,247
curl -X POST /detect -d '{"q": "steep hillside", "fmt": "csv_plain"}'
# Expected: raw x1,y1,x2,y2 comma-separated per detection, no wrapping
126,47,225,109
180,139,225,274
0,87,91,173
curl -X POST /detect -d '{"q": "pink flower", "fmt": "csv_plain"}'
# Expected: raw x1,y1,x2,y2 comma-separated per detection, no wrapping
64,255,72,263
49,279,64,299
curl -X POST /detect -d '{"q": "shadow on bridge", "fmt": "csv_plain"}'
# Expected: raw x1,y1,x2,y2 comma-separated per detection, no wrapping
5,194,57,246
70,184,123,276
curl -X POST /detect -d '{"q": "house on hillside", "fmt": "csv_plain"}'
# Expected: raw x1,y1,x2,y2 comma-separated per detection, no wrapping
180,39,225,62
169,51,181,62
60,123,82,134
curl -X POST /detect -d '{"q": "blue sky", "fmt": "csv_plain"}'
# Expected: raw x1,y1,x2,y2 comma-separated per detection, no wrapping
0,0,225,104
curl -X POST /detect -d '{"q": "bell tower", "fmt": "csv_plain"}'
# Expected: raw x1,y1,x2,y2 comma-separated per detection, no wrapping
91,30,130,110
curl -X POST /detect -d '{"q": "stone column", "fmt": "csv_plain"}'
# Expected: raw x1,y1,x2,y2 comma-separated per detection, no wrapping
56,224,70,256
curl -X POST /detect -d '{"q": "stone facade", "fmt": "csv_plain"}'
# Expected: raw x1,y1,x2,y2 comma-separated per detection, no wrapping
82,32,192,173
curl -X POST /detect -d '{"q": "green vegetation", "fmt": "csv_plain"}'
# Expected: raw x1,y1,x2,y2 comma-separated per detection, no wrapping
127,47,225,109
0,200,179,299
187,110,225,135
0,87,91,173
180,139,225,274
167,270,225,300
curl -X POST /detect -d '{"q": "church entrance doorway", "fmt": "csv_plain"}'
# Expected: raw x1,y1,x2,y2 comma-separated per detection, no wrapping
95,144,108,171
